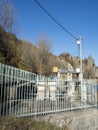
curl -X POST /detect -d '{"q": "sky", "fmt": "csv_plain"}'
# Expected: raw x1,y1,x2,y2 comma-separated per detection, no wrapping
12,0,98,65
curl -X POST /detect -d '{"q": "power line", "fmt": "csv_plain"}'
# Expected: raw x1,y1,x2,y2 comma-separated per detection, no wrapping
34,0,78,40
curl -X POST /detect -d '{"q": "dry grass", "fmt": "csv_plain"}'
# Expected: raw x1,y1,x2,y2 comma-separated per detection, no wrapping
0,116,69,130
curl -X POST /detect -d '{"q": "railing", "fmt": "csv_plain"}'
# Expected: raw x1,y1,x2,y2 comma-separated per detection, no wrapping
0,62,97,117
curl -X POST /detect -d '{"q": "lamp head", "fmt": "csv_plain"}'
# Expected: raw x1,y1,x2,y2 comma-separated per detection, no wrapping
77,38,81,45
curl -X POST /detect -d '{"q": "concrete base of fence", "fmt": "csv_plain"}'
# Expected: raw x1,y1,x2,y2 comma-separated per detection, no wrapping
35,108,98,130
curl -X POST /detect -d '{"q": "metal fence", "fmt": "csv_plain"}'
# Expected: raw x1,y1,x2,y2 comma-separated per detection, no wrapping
0,62,97,117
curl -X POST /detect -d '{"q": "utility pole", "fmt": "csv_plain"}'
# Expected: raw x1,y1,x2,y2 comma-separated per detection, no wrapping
77,37,83,101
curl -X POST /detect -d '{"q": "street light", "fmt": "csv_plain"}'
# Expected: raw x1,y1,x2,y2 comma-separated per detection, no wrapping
77,37,83,101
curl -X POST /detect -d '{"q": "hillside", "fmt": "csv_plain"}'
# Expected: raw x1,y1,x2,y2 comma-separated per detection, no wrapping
0,25,98,78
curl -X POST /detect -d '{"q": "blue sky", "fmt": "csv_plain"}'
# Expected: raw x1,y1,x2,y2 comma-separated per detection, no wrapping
12,0,98,65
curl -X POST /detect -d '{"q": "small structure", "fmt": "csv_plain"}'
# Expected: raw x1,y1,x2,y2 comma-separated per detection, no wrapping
48,81,56,101
37,86,45,100
57,67,84,101
36,77,56,101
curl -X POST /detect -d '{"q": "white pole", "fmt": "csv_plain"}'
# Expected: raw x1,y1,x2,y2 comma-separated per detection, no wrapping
77,37,83,101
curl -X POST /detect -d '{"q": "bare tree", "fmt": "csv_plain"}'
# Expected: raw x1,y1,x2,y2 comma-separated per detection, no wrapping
36,34,52,75
0,0,16,32
83,55,96,79
21,40,39,73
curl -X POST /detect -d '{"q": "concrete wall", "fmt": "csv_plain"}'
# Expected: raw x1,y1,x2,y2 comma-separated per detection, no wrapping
36,108,98,130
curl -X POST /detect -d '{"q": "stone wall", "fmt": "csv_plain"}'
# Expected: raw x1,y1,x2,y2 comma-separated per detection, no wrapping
35,108,98,130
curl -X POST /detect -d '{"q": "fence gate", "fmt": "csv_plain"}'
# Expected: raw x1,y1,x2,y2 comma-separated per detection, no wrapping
0,62,97,117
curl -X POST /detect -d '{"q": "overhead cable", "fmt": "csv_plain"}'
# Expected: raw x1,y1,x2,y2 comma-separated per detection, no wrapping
34,0,78,40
